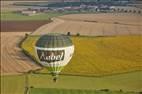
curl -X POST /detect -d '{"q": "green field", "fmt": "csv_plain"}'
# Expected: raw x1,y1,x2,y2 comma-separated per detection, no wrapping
1,71,142,94
1,10,99,21
1,11,65,21
21,35,142,76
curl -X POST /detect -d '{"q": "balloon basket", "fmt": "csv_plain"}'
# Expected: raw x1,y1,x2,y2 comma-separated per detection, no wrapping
51,73,58,83
53,77,57,82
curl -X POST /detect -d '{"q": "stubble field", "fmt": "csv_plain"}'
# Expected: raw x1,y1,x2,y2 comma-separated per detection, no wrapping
1,32,40,75
33,13,142,36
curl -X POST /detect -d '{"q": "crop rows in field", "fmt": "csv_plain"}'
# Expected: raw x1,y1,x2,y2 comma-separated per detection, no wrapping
1,32,40,75
21,35,142,76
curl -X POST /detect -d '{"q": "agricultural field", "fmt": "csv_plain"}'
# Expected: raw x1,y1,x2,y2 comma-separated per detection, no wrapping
1,71,142,94
1,4,142,94
1,11,65,21
1,32,40,75
1,1,67,21
1,20,51,32
33,13,142,36
21,35,142,76
59,13,142,25
4,34,140,94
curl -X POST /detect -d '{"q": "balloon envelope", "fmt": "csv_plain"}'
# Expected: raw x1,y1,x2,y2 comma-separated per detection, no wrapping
35,34,74,77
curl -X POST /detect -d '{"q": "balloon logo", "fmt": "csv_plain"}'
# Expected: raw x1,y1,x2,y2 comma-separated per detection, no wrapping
35,34,74,82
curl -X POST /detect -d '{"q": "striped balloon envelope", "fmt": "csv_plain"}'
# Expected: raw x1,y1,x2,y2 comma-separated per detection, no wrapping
35,34,74,82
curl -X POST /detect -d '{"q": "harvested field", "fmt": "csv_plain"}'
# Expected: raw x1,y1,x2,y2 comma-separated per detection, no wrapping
1,20,50,32
0,32,40,75
33,13,142,36
59,13,142,25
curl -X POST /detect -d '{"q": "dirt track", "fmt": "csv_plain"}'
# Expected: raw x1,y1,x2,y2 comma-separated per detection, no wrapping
32,13,142,36
1,32,40,75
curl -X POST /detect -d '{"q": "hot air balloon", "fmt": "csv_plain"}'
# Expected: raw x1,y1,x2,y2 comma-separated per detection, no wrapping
35,34,74,82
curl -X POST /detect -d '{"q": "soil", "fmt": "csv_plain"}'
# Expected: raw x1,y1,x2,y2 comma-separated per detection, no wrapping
1,20,51,32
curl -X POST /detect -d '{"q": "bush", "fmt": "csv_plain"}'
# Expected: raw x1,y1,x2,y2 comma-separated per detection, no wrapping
138,11,141,14
76,33,80,36
124,10,128,13
100,89,109,92
67,32,71,36
48,18,53,22
119,89,123,92
25,33,29,37
133,10,136,13
30,86,34,88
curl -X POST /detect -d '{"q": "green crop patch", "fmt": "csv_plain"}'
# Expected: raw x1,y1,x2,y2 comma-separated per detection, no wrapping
1,75,25,94
1,11,65,21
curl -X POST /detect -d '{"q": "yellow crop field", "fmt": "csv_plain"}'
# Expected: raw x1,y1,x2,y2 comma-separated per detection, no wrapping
21,35,142,76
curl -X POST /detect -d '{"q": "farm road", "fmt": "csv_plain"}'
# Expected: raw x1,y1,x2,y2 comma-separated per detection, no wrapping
32,18,64,35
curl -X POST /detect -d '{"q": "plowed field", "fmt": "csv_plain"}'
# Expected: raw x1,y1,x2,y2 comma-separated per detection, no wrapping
1,20,50,32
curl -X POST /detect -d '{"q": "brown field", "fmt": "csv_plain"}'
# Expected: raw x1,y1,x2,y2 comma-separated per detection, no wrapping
33,13,142,36
0,32,40,75
0,20,48,75
1,20,50,32
1,1,48,74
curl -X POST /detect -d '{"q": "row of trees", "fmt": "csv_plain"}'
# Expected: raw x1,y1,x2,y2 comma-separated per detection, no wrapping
67,32,80,36
112,8,141,14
